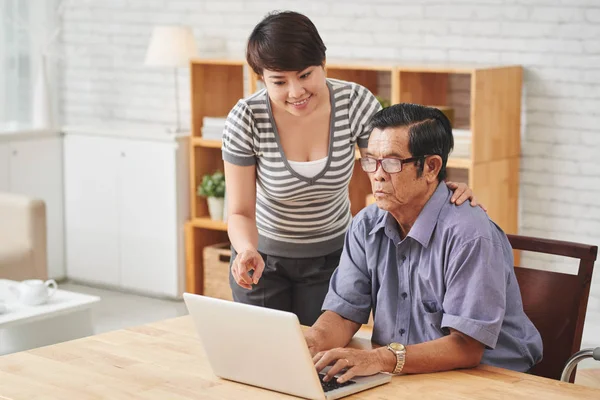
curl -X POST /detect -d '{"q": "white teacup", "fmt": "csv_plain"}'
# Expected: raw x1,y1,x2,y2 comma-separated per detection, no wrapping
10,279,58,306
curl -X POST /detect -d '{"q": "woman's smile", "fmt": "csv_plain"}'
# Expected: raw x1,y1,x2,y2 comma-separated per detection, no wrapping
287,94,312,109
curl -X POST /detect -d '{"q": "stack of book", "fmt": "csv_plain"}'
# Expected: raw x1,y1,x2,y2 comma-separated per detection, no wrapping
452,128,471,159
202,117,227,140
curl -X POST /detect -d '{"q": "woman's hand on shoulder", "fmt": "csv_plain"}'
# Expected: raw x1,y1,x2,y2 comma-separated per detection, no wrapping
445,181,487,212
231,249,265,289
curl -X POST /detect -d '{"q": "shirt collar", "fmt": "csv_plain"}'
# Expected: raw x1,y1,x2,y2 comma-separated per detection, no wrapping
368,182,450,248
368,211,389,236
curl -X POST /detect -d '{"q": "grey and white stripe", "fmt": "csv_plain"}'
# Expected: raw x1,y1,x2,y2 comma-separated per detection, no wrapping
222,79,381,258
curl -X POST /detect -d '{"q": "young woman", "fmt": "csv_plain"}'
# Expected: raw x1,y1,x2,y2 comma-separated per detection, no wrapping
222,11,480,325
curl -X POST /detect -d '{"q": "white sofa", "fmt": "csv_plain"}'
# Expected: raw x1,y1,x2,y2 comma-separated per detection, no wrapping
0,193,47,281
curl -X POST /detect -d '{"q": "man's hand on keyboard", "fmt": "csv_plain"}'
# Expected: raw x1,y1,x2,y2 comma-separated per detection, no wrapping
313,347,391,384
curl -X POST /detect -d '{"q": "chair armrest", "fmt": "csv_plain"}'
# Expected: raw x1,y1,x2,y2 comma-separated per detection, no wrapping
561,347,600,382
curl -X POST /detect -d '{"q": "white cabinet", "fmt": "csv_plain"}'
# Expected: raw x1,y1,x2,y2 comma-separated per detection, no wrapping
63,132,189,298
63,135,120,286
0,133,64,280
118,140,180,296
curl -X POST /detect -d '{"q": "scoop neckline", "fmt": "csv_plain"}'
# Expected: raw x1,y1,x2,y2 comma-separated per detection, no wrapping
266,80,335,185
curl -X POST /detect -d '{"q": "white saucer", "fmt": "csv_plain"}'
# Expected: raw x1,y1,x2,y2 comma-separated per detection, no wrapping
0,302,7,314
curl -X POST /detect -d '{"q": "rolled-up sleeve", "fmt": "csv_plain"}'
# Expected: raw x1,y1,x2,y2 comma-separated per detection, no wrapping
222,100,257,166
321,219,372,324
441,237,507,349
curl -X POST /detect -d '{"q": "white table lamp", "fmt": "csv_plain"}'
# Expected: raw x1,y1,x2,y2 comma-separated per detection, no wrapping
144,26,198,133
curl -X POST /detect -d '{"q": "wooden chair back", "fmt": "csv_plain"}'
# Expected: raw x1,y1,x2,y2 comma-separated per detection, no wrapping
507,234,597,382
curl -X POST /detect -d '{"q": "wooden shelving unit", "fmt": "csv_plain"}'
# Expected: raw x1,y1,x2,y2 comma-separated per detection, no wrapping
185,59,246,293
185,58,522,294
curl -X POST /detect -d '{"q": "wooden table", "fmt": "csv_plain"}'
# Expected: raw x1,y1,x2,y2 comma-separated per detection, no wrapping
577,368,600,390
0,316,599,399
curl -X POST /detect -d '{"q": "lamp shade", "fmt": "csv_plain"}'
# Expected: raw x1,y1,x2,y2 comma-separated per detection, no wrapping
144,26,198,67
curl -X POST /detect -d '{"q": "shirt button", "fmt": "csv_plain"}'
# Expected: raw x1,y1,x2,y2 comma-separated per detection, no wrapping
400,329,406,335
401,255,407,262
401,292,408,299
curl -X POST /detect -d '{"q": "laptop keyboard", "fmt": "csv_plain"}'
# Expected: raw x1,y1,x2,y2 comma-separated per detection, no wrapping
319,373,356,392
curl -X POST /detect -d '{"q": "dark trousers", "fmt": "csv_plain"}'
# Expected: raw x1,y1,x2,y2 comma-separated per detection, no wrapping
229,247,343,326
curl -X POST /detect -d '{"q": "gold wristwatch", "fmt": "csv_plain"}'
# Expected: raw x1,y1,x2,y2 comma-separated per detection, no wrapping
386,342,406,374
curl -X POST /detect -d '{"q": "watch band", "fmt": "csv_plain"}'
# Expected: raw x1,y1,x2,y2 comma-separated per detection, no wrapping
386,344,406,374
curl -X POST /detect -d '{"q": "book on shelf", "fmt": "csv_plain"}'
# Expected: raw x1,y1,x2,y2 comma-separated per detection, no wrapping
451,128,471,159
202,117,226,141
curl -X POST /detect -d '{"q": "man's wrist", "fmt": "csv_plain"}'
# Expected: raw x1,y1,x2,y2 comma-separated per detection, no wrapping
376,347,397,373
304,328,324,354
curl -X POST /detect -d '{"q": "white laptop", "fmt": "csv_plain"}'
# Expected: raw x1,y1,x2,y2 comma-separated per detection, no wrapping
183,293,391,400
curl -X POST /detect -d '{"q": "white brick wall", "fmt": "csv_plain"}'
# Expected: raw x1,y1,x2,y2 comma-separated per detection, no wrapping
59,0,600,340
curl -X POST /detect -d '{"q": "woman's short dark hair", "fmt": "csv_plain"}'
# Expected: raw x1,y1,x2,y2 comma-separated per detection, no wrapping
246,11,327,76
369,103,454,181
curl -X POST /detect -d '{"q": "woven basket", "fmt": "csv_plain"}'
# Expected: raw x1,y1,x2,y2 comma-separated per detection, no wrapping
203,242,233,301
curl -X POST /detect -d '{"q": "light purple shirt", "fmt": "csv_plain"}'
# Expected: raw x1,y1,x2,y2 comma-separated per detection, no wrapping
322,182,543,372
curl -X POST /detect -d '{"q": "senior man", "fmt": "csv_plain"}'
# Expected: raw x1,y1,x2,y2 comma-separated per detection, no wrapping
305,103,542,383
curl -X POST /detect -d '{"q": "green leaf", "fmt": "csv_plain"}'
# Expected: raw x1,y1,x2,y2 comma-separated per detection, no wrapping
197,170,226,198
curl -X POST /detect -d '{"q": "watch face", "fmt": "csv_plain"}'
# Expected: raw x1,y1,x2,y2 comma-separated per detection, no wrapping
390,342,405,352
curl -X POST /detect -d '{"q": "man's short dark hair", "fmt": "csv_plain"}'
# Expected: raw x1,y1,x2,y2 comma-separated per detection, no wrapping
246,11,327,76
369,103,454,181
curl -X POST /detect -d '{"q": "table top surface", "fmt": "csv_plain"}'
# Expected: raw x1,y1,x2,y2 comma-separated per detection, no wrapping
0,315,599,400
0,280,100,327
577,368,600,390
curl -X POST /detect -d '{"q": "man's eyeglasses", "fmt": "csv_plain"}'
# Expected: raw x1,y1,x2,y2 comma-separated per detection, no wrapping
359,156,425,174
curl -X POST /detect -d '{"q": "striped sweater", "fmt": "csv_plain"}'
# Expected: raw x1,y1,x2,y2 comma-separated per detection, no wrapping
222,79,381,258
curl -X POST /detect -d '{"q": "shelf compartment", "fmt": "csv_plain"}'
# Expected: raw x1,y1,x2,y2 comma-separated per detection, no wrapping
190,61,245,138
326,63,399,105
191,145,224,219
185,221,229,294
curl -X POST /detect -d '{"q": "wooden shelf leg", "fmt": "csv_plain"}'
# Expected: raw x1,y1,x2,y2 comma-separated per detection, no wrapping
185,222,202,294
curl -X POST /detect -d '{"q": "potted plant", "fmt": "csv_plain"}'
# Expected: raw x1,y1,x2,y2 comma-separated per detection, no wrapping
376,96,391,109
197,171,226,221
